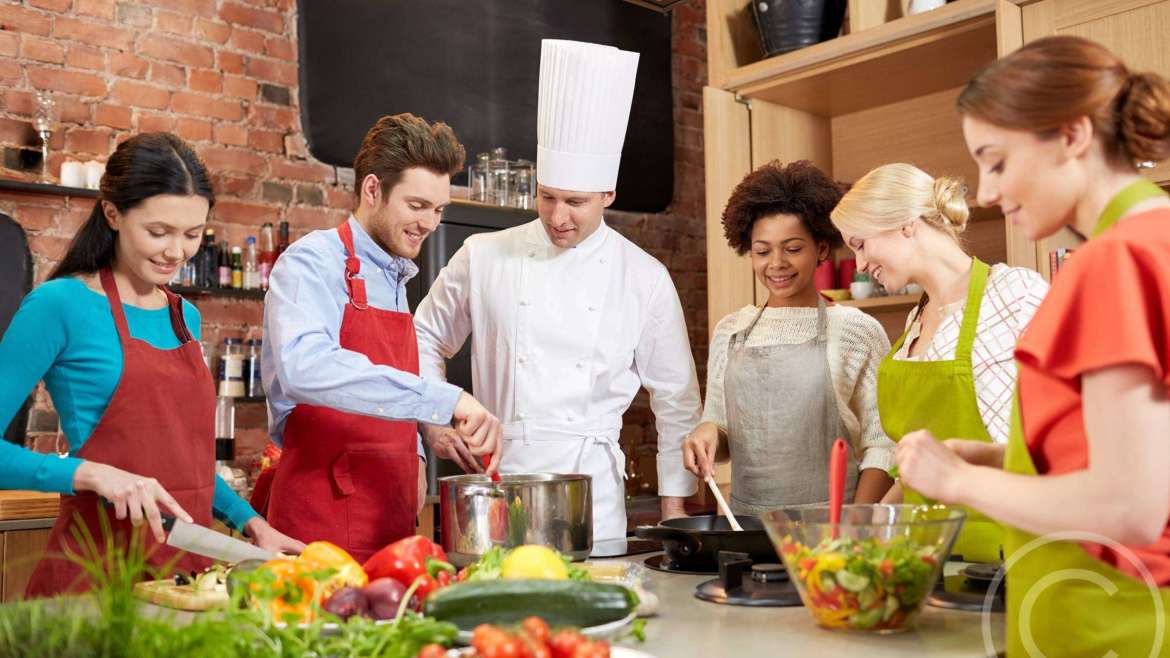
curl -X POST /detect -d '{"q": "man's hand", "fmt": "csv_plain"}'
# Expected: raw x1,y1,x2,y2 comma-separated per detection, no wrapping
451,392,503,474
422,423,485,474
660,495,688,521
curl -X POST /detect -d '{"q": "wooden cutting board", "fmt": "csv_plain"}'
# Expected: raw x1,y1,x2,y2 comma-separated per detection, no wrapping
132,579,229,611
0,491,59,521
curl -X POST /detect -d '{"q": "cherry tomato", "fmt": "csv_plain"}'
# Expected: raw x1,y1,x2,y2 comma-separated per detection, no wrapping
417,644,447,658
548,630,587,658
521,617,550,645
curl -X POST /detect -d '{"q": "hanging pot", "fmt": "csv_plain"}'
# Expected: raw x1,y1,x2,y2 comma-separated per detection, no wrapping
751,0,846,57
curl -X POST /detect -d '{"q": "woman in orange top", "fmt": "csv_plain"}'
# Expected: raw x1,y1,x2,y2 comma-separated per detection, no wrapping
895,36,1170,656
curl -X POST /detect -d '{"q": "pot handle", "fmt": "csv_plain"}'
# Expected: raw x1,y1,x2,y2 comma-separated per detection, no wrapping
634,524,701,558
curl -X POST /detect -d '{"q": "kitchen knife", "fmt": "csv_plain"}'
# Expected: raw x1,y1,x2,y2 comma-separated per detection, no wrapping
162,515,275,564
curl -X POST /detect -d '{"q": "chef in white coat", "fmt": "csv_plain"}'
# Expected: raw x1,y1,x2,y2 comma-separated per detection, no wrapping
414,39,701,541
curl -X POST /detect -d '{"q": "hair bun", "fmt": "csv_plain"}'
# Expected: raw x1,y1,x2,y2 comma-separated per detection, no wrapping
931,176,970,232
1119,71,1170,164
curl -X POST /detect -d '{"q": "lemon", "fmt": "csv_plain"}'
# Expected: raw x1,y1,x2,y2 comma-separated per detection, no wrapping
500,545,569,580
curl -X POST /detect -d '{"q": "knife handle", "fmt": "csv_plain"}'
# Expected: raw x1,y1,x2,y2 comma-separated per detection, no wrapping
160,513,177,533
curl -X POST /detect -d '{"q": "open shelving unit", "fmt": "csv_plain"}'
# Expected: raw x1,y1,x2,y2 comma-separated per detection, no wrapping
705,0,1027,341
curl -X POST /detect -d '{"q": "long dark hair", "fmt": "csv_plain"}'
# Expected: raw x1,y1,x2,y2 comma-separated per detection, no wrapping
49,132,215,280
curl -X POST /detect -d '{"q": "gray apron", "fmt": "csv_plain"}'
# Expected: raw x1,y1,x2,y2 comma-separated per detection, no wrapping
724,299,858,516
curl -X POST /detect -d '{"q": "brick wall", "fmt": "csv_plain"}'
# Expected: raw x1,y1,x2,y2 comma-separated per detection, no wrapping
0,0,707,491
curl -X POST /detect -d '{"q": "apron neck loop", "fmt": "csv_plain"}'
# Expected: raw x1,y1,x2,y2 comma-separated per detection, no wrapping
337,221,369,310
1092,179,1168,238
953,258,990,361
99,268,132,343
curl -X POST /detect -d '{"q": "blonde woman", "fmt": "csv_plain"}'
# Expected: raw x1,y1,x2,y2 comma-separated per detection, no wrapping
831,163,1048,563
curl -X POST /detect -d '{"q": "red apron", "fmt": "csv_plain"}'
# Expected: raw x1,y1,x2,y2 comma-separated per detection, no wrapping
25,269,216,597
266,221,420,563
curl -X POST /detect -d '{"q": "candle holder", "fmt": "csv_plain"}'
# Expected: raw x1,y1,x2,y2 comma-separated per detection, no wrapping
33,91,56,183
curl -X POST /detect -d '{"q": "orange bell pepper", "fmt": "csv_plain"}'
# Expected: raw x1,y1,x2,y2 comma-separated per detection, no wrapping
252,559,318,624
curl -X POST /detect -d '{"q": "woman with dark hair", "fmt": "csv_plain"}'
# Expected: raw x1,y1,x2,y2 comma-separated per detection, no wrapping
0,133,302,597
895,36,1170,655
682,160,895,513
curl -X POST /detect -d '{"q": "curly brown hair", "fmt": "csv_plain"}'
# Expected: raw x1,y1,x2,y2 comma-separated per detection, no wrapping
721,160,845,255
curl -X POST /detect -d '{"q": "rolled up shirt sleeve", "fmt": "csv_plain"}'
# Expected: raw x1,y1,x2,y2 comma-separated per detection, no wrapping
263,241,463,444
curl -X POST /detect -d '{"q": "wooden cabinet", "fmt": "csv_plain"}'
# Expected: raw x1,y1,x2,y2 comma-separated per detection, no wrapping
705,0,1031,341
1021,0,1170,278
1,525,52,602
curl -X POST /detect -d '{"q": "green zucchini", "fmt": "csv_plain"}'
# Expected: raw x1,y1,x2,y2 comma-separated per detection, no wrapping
423,579,638,629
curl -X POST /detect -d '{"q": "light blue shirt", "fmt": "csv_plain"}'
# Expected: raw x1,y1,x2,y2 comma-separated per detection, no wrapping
262,216,462,454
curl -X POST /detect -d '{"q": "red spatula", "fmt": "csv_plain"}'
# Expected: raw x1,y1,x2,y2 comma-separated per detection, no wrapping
483,454,500,482
829,438,848,539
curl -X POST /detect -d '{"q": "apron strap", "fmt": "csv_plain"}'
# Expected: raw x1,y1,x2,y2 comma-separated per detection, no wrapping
336,221,369,310
160,286,194,344
814,295,829,345
98,268,133,345
1092,179,1168,237
733,303,769,348
953,257,990,365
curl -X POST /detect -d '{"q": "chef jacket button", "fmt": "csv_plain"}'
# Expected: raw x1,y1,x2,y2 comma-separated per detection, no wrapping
520,300,529,306
430,413,438,420
599,258,606,264
566,413,574,421
588,305,597,312
377,407,384,413
528,251,536,258
518,412,527,420
576,361,585,368
518,356,527,364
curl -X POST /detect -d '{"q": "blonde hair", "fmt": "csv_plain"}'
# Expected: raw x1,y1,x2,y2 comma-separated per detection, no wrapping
831,163,969,243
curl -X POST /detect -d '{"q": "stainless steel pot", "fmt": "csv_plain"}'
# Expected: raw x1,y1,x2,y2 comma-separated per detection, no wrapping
438,473,592,567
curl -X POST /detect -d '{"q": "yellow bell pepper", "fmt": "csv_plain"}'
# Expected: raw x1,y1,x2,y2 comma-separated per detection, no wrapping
297,541,368,597
252,559,318,624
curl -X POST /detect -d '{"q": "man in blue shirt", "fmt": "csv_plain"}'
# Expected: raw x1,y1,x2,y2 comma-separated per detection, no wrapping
261,114,501,559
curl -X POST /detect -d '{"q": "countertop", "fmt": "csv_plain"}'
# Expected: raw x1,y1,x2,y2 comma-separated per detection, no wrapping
623,556,1005,658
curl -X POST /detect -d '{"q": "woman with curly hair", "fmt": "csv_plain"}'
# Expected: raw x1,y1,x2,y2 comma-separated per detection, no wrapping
682,160,896,514
831,163,1048,564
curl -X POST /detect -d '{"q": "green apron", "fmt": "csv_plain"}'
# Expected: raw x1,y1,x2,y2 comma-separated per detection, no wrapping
877,257,1003,564
1002,179,1170,657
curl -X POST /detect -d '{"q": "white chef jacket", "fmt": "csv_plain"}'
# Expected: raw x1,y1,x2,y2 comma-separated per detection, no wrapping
413,219,701,540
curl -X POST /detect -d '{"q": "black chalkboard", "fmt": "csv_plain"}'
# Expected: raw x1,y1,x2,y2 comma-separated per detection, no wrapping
296,0,673,212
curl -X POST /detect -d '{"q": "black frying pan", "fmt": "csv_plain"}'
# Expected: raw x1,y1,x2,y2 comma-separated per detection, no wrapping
635,515,779,570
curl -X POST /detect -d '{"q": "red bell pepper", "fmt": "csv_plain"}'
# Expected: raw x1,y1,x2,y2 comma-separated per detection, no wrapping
362,536,455,603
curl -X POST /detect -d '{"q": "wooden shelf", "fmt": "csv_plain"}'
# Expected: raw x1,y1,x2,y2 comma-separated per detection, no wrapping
838,293,920,310
0,178,98,199
170,285,265,301
723,0,1004,116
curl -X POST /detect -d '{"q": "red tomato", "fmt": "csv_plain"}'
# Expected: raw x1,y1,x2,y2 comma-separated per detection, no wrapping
521,616,550,645
548,630,587,658
571,640,610,658
417,644,447,658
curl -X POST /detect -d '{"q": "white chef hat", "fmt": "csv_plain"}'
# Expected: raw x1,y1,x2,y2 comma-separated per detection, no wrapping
537,39,640,193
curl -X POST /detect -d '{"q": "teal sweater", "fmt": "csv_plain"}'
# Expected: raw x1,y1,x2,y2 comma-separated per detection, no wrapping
0,277,258,530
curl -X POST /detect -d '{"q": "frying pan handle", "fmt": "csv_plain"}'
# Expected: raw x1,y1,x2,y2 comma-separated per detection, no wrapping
634,524,701,557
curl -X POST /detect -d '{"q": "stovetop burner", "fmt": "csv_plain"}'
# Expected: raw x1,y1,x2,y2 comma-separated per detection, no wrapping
927,563,1005,613
693,552,803,607
643,553,716,575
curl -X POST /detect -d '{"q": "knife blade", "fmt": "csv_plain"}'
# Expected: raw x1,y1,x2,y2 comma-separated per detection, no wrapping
162,515,275,564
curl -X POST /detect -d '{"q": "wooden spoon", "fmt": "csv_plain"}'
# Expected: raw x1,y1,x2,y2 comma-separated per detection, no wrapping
705,475,743,532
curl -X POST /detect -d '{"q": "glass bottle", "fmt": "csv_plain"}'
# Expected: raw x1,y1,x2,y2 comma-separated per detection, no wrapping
215,395,235,463
243,237,260,290
218,338,245,397
200,228,218,288
218,240,231,288
469,152,490,202
258,223,276,290
245,338,263,398
277,221,290,260
230,246,243,289
489,147,510,206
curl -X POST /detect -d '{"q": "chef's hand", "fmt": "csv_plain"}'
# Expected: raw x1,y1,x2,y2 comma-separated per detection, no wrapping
682,422,720,480
422,423,484,474
943,439,1006,469
452,392,502,474
895,430,970,503
73,461,192,543
661,496,688,521
417,457,429,515
244,517,306,555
